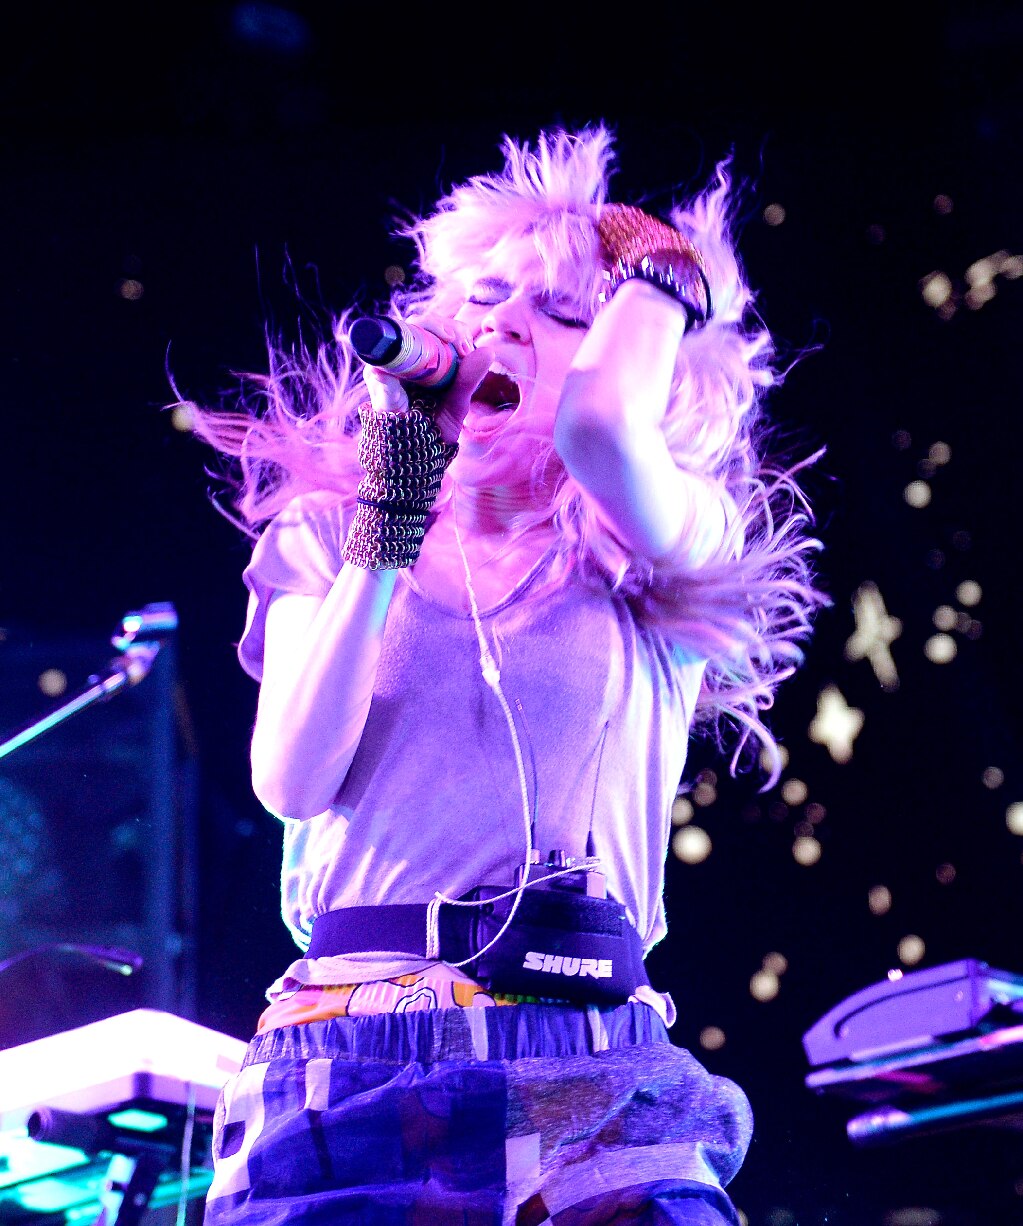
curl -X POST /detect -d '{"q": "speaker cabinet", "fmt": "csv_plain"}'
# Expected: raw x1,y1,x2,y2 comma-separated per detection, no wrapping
0,619,198,1049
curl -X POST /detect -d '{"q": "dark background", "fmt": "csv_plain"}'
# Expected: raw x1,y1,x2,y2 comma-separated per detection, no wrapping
2,3,1023,1223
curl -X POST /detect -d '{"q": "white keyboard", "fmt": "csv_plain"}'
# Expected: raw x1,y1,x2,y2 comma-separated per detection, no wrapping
0,1008,247,1134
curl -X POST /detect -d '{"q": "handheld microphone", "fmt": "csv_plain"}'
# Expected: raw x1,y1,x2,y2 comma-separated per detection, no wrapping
348,317,458,390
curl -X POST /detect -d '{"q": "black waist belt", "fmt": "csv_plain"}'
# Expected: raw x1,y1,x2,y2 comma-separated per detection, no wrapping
307,890,651,1007
308,904,450,960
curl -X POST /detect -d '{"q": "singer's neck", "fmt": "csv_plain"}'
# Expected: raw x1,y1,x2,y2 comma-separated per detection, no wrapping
413,488,559,612
446,481,545,534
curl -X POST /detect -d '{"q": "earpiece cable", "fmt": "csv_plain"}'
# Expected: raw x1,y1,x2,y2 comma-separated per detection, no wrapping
426,506,535,965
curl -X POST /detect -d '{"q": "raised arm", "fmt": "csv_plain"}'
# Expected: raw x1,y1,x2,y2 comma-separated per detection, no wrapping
554,278,728,566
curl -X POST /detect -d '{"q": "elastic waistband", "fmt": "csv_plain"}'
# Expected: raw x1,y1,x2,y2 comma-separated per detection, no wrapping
242,1000,669,1068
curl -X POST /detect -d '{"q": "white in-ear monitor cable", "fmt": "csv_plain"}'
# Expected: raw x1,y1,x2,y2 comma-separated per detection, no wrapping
425,507,535,964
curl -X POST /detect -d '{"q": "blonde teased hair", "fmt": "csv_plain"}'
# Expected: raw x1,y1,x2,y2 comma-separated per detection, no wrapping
180,123,827,784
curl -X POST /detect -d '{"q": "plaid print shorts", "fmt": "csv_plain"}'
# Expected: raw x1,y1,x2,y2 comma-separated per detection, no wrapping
203,1002,752,1225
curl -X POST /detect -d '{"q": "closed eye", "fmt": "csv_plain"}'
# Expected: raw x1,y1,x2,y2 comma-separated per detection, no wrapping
466,277,513,309
542,307,590,328
465,280,590,328
537,294,590,329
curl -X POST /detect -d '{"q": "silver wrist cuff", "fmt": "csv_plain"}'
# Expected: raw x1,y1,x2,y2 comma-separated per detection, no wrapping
601,251,712,330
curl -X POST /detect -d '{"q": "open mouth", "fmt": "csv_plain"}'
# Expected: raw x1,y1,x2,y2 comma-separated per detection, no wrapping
471,365,521,412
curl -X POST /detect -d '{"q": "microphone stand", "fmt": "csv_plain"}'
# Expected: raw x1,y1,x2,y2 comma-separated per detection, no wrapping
0,602,178,762
0,944,144,979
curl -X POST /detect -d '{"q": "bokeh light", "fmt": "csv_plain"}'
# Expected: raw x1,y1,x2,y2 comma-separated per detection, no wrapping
672,826,711,864
700,1026,726,1051
869,885,893,916
792,835,822,866
898,935,926,966
750,970,780,1002
781,778,808,806
37,669,67,697
924,634,957,664
671,795,694,825
904,480,932,508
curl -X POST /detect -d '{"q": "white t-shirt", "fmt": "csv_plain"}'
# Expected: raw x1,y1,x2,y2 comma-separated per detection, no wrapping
238,495,707,1010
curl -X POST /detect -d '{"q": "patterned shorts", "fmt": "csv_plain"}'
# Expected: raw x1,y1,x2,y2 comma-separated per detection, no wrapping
204,1000,752,1225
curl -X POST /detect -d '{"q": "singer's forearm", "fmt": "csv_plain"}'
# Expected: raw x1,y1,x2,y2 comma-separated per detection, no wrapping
250,566,397,820
555,280,726,563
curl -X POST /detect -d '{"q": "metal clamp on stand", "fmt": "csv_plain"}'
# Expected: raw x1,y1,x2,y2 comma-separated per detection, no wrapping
0,602,178,763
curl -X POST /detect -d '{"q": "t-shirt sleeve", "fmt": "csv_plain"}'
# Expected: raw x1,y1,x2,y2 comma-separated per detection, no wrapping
237,494,349,682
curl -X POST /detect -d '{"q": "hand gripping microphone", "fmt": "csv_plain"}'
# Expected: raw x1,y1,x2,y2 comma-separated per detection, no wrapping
348,317,458,390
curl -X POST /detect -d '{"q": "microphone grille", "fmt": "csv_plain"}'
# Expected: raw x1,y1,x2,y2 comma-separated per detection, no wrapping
349,318,400,362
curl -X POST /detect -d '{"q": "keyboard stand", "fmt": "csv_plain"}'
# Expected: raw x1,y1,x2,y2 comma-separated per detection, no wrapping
94,1151,167,1226
23,1098,214,1225
0,1009,244,1222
